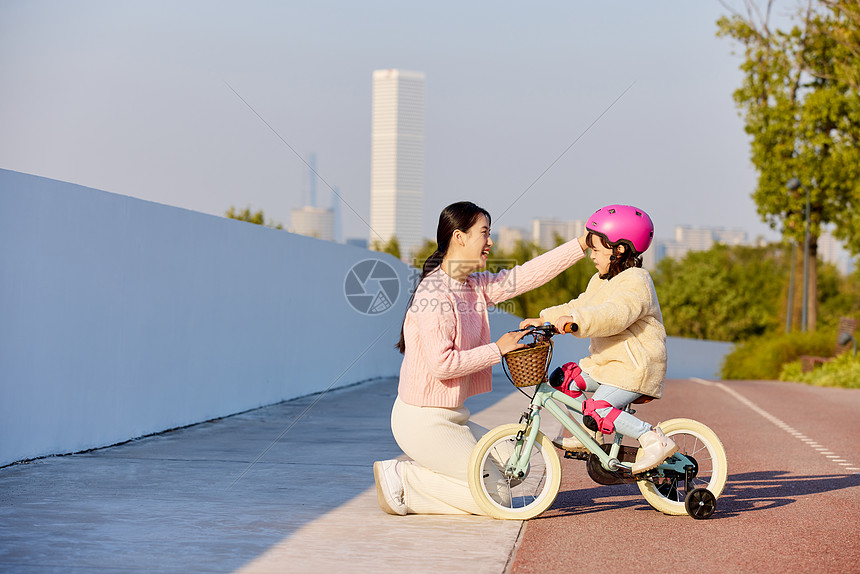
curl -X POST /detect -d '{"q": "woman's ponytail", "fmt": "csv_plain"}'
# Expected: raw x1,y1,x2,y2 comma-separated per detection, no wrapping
422,249,444,276
395,249,444,354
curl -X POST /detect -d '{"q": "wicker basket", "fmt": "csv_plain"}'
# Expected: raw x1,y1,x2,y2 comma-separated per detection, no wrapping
503,338,553,388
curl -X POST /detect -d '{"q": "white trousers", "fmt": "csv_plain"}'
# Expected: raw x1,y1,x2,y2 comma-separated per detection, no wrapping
390,396,501,515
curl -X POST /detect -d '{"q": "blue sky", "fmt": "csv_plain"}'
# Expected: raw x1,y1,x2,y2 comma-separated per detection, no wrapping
1,1,807,244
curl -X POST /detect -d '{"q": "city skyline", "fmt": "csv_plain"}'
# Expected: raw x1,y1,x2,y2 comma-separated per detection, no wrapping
1,2,822,250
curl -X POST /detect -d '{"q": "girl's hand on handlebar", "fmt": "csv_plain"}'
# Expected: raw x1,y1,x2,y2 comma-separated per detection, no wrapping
496,329,528,355
518,318,544,330
554,316,577,334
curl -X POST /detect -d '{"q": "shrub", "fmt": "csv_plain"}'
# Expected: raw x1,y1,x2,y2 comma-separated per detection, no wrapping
780,351,860,388
720,330,834,380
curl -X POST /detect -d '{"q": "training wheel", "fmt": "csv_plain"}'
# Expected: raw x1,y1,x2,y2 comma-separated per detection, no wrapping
685,487,717,519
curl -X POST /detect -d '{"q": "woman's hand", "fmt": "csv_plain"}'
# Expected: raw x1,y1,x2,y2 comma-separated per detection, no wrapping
496,329,528,355
577,231,589,252
518,317,544,330
553,315,576,334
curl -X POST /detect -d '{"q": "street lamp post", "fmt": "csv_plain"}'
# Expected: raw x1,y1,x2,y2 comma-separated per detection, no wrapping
786,177,810,332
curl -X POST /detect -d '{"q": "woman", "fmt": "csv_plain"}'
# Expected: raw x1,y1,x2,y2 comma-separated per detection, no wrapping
373,201,587,515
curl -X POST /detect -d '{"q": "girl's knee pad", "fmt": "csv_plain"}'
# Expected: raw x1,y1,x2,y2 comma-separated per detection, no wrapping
582,399,622,434
549,362,587,399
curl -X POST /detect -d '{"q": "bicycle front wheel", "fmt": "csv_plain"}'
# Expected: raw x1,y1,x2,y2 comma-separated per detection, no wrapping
637,418,728,516
468,423,562,520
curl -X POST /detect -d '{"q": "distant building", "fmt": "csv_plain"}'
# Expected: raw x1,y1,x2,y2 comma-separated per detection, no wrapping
532,219,585,251
660,241,693,263
369,69,425,262
674,226,716,253
496,226,528,253
819,230,852,275
640,243,664,271
713,228,747,246
290,206,335,241
659,225,749,261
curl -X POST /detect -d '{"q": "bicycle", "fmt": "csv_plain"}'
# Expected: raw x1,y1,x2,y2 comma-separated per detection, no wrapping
467,324,727,520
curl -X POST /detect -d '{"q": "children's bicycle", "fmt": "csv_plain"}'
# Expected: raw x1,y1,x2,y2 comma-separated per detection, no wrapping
467,324,727,520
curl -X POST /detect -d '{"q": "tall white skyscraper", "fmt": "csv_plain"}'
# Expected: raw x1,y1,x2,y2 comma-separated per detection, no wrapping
370,69,425,262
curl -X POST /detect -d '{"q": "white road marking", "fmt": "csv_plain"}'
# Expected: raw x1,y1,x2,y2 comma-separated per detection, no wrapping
689,378,858,474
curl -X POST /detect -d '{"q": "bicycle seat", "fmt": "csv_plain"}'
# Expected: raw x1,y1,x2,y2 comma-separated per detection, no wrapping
632,396,654,404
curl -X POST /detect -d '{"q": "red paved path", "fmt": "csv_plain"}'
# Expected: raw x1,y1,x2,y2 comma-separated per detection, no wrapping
511,378,860,574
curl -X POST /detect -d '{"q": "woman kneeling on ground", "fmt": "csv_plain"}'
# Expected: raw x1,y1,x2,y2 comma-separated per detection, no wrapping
373,200,587,515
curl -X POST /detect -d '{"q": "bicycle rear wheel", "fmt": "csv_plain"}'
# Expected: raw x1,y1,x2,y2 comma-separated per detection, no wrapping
637,418,728,516
468,423,562,520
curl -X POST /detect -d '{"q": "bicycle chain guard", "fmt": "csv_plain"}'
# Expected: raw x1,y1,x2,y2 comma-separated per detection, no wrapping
585,444,638,485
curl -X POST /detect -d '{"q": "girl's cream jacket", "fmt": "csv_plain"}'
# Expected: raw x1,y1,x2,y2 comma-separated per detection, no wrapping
539,267,667,398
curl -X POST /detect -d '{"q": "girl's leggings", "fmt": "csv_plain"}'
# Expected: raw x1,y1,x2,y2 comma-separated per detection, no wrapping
549,367,652,440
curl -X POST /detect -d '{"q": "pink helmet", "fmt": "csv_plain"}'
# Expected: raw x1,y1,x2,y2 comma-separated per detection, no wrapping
586,205,654,254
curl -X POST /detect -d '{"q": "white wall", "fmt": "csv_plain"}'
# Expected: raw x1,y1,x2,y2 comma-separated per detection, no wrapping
0,170,411,466
0,169,732,466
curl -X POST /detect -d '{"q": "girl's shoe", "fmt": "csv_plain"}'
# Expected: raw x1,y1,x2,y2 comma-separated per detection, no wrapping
631,427,678,474
373,460,407,515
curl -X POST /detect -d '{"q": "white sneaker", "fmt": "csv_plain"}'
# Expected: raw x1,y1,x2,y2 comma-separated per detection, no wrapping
552,430,603,452
373,460,407,515
632,427,678,474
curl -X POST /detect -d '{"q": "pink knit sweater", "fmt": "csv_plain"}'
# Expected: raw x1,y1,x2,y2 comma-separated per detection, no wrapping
397,240,586,407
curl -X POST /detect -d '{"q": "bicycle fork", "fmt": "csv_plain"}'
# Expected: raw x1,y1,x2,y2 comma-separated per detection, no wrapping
506,409,542,479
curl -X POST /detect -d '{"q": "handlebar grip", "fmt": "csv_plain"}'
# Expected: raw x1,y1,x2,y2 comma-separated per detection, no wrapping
562,322,578,334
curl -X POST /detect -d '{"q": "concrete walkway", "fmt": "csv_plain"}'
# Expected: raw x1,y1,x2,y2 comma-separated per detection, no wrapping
0,376,529,573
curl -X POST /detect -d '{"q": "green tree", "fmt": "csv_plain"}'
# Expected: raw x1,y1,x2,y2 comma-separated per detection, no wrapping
372,236,401,260
411,239,438,269
717,2,860,331
818,258,860,328
822,0,860,90
653,237,860,343
653,243,787,341
225,206,284,229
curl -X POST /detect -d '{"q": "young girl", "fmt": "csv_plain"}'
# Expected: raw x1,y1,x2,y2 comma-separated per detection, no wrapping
373,201,588,515
521,204,676,474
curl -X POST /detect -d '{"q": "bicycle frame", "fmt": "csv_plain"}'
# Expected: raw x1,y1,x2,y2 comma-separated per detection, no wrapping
507,381,696,481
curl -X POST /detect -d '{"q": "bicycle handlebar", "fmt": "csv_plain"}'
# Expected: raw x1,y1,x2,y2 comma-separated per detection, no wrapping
514,322,578,338
562,322,578,334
